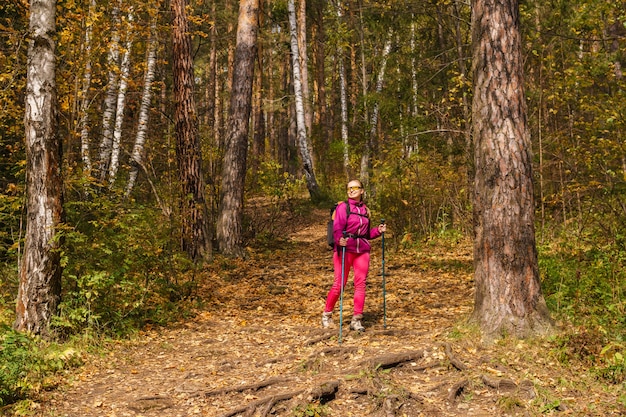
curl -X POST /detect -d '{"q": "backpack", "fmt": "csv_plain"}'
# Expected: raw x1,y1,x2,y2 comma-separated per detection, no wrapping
326,201,350,248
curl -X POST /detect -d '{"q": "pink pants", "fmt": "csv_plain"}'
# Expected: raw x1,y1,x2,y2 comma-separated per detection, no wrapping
324,251,370,316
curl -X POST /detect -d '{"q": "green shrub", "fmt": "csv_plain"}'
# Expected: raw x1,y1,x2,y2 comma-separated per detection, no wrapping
539,241,625,333
540,235,626,383
0,326,82,406
55,196,196,338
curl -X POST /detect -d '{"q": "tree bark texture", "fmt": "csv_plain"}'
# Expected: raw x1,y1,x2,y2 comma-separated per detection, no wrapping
360,33,392,186
126,17,158,197
471,0,552,338
296,0,312,137
216,0,259,257
78,0,96,172
98,2,121,181
15,0,63,336
171,0,212,262
288,0,320,200
333,0,350,180
108,13,133,184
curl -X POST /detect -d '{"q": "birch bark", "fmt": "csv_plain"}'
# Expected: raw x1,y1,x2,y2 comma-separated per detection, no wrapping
297,0,312,137
288,0,320,199
126,18,158,197
108,12,134,184
98,1,121,180
334,0,350,179
15,0,63,336
79,0,96,171
360,34,392,184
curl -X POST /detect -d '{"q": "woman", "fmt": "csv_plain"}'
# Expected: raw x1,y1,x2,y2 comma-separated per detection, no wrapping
322,180,386,331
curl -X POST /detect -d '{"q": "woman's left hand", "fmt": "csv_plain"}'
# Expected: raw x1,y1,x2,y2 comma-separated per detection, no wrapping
378,224,387,233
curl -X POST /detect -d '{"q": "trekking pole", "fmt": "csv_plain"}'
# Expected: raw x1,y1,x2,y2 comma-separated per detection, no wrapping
381,219,387,329
338,231,347,344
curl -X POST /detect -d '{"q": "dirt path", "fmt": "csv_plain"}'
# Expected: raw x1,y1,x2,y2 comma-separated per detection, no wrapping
34,209,623,416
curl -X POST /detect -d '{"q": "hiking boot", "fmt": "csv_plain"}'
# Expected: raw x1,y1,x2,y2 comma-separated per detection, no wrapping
321,311,334,328
350,314,365,332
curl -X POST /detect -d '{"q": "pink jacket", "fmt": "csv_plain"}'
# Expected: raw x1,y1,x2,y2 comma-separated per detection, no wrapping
333,198,382,254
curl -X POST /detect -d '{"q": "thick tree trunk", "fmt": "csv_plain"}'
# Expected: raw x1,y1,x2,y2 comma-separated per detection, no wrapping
288,0,320,200
15,0,63,337
471,0,552,338
171,0,212,262
216,0,259,258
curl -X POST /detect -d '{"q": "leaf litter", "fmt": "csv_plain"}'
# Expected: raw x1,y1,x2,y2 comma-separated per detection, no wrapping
31,208,624,416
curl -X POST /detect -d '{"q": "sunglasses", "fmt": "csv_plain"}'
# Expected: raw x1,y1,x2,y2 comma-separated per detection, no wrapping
347,186,362,192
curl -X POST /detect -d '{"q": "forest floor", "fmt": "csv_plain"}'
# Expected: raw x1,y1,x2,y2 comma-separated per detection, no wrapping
26,206,625,417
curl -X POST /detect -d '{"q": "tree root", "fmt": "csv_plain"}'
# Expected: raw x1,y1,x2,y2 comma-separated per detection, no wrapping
215,380,340,417
216,389,304,417
481,374,517,391
444,343,468,371
447,378,469,402
205,376,290,397
357,349,425,370
303,330,336,346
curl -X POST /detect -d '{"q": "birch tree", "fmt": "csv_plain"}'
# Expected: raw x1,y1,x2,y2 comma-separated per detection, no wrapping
334,0,350,179
288,0,320,199
171,0,212,262
98,1,121,181
78,0,96,171
15,0,63,336
126,17,158,197
360,33,392,184
108,11,134,184
471,0,552,338
216,0,259,257
297,0,312,136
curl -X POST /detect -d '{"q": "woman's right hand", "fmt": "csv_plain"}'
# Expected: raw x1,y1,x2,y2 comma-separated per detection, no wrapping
338,237,348,246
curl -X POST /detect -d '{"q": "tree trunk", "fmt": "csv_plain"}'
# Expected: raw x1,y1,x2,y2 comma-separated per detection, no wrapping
78,0,96,172
108,11,133,185
471,0,552,338
334,0,350,179
216,0,259,258
297,0,312,137
251,57,265,176
126,17,158,197
453,0,472,159
311,0,327,150
15,0,63,337
288,0,320,200
98,1,121,181
360,33,392,185
171,0,212,262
